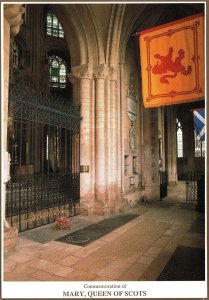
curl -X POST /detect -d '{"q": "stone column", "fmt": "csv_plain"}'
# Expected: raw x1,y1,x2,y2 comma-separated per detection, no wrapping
166,107,177,185
70,64,94,215
108,67,118,212
3,4,25,253
93,64,109,214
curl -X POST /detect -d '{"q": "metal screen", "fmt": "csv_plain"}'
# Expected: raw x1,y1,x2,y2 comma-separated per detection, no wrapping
6,78,80,232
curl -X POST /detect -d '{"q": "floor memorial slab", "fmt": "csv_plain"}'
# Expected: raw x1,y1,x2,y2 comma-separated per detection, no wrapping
56,214,139,246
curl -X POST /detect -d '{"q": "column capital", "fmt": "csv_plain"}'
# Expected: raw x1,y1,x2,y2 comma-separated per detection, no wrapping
4,4,25,37
109,67,118,81
69,64,93,81
94,64,109,80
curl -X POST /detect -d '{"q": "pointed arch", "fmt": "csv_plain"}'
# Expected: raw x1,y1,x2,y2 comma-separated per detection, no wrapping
51,4,105,67
107,4,126,67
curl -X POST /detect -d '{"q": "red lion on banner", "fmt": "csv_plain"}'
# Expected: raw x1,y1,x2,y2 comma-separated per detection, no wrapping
152,47,192,84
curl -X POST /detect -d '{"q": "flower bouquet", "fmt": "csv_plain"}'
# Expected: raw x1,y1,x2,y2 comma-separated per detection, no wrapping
53,216,71,230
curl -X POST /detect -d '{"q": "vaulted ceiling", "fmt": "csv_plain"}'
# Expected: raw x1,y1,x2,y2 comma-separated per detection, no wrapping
49,3,204,67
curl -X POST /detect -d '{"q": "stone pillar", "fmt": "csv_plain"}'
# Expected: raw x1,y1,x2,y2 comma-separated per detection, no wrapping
93,64,109,214
107,67,118,212
142,108,160,200
166,107,177,185
70,64,94,215
3,4,25,253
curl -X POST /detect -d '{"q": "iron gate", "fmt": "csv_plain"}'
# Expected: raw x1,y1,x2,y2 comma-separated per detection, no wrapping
6,78,80,232
185,172,203,203
159,171,167,199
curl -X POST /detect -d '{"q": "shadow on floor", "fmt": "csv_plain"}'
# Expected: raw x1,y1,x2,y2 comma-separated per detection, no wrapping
158,245,205,281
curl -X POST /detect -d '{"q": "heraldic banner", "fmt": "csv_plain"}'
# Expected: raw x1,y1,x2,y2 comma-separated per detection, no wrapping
139,13,204,108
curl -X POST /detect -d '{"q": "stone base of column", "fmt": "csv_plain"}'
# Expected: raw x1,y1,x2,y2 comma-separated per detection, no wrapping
93,197,125,216
168,180,177,186
168,174,177,186
79,200,93,216
108,204,116,214
123,190,143,207
109,197,125,214
79,197,126,216
144,185,160,201
93,200,108,216
4,226,18,255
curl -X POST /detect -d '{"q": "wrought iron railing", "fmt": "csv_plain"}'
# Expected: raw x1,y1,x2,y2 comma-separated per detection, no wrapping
6,172,80,232
6,78,81,232
184,172,201,202
9,80,80,131
185,172,204,203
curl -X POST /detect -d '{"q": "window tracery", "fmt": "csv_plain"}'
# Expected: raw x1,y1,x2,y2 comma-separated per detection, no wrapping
176,118,183,158
49,55,67,88
46,11,64,38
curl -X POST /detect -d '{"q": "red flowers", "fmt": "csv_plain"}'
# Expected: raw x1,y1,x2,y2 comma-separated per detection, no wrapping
54,217,71,230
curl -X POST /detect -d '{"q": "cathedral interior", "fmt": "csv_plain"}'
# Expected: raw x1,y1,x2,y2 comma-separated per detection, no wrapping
2,2,206,297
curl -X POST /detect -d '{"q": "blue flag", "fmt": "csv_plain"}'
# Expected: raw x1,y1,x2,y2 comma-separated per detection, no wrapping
193,108,205,141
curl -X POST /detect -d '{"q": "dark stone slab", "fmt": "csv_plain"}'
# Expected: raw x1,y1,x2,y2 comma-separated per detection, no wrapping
189,218,205,234
158,246,205,281
56,213,138,246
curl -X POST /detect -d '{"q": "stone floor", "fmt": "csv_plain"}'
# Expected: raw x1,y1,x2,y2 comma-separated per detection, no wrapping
3,184,205,282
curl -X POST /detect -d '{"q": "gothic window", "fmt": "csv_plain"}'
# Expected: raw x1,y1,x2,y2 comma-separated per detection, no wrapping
194,132,205,157
176,119,183,158
49,55,66,88
46,11,64,38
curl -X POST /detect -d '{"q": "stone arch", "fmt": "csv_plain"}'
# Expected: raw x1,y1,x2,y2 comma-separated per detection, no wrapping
51,4,105,67
120,4,165,65
86,5,105,65
107,4,126,68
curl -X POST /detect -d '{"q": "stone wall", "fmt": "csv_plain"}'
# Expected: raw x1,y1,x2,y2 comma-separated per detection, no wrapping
122,37,160,203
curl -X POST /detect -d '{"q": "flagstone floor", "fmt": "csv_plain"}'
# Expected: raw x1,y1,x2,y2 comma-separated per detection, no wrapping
3,183,205,282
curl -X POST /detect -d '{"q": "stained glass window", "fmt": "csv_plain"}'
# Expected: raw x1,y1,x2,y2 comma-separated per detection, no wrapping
49,55,66,88
46,12,64,38
194,131,205,157
176,119,183,158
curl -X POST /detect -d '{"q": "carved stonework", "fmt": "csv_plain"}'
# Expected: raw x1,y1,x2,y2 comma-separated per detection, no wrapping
127,73,137,121
94,64,109,80
127,98,137,121
4,4,25,37
70,63,93,80
126,73,137,101
129,122,136,153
